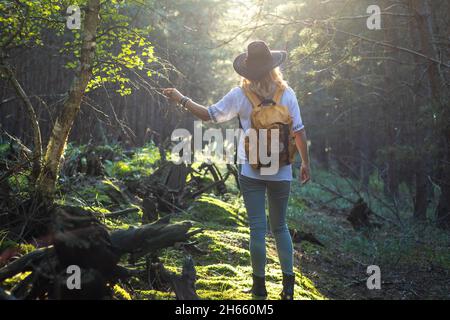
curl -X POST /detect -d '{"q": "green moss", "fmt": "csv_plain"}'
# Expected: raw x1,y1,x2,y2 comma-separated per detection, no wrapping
113,284,132,300
194,265,324,300
82,206,111,214
190,196,246,227
52,147,332,300
196,278,237,291
154,212,325,300
135,289,175,300
194,230,251,265
1,272,31,288
200,264,239,277
147,190,326,300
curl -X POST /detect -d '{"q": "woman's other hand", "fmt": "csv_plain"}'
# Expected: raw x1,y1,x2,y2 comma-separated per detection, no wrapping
300,163,311,185
163,88,184,104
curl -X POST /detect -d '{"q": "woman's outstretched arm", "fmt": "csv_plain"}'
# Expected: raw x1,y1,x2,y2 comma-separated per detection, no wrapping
163,88,210,121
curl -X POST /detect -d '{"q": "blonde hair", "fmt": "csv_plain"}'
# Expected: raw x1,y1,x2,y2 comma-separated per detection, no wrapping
240,67,288,99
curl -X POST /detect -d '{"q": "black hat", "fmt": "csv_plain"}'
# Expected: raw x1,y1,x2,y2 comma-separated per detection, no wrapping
233,40,287,81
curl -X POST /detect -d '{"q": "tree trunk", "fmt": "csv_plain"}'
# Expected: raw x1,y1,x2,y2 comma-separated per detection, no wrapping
382,1,400,197
410,0,449,227
36,0,101,200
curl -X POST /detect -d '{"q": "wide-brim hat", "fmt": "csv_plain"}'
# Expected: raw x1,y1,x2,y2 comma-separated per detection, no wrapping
233,40,287,81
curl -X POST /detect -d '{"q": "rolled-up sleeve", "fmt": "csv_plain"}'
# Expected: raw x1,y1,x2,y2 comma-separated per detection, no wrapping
207,87,240,123
288,88,305,132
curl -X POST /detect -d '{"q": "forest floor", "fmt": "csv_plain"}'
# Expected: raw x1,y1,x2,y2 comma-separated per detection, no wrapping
1,143,450,300
135,192,450,300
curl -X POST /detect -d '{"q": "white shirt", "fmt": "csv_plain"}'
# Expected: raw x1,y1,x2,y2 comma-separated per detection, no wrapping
207,86,304,181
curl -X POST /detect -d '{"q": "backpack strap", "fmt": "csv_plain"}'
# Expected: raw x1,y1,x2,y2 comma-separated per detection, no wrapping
273,86,285,105
241,85,261,109
242,84,286,107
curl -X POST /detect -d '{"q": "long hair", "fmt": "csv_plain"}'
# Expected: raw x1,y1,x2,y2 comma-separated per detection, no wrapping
240,67,288,99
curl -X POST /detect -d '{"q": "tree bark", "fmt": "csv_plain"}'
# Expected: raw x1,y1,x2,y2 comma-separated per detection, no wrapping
410,0,449,226
36,0,101,200
382,1,400,198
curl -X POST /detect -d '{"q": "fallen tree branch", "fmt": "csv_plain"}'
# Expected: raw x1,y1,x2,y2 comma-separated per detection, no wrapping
111,215,202,260
0,206,202,299
0,246,54,282
105,207,140,218
190,171,231,199
0,246,54,283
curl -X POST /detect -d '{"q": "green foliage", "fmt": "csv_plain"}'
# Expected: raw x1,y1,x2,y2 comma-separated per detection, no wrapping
7,171,30,194
59,1,159,96
341,224,450,269
0,231,16,252
85,4,157,96
73,182,111,207
106,142,161,179
0,143,9,156
11,143,450,299
0,0,65,49
289,167,353,213
107,161,133,178
288,166,450,282
1,1,161,96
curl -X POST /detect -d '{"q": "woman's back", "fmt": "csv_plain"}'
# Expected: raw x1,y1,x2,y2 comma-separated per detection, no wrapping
207,84,304,181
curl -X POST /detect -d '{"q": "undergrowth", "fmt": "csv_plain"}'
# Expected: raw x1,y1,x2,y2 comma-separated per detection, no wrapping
1,142,449,299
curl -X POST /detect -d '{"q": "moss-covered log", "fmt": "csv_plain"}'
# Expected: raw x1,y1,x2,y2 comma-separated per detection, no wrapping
0,206,201,299
111,215,202,260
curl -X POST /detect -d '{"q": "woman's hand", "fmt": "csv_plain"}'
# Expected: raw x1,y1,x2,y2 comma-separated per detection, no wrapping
163,87,210,121
300,163,311,185
163,88,184,104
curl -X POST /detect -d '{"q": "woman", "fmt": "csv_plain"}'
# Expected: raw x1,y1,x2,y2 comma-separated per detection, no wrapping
163,41,311,300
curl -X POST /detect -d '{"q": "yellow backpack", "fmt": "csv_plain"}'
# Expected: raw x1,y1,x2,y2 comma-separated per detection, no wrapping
242,84,297,170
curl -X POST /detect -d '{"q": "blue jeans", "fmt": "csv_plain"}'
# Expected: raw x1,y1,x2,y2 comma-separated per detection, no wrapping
239,174,294,277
